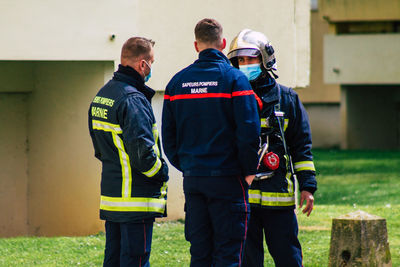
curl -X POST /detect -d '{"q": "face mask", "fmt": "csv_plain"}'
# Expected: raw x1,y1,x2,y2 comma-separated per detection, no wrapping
239,63,262,81
143,60,152,82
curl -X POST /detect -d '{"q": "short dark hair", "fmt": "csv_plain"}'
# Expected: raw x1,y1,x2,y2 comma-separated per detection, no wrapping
121,37,155,61
194,18,223,45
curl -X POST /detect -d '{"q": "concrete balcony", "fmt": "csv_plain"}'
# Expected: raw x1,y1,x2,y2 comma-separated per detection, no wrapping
320,0,400,22
324,33,400,84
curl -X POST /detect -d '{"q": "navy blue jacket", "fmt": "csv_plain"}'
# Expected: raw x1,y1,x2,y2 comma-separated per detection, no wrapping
162,49,260,177
89,65,168,222
249,75,317,209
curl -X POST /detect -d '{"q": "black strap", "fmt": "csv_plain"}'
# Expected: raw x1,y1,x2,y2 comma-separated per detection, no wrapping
274,84,295,176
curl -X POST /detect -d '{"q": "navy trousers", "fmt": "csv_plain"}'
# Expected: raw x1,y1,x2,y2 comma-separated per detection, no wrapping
242,207,302,267
183,175,250,267
103,219,154,267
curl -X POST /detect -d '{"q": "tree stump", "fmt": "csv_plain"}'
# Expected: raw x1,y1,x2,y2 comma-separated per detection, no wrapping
328,210,392,267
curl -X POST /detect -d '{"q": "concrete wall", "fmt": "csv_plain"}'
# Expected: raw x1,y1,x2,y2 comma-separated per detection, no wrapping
324,34,400,85
305,104,340,148
0,0,311,236
296,11,341,148
342,85,400,149
0,61,114,236
0,94,29,237
27,61,113,236
319,0,400,22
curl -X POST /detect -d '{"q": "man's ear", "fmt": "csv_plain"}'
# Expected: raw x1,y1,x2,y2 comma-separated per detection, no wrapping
194,41,200,53
220,38,226,51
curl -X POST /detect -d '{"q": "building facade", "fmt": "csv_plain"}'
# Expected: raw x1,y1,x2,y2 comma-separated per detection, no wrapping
0,0,311,236
318,0,400,149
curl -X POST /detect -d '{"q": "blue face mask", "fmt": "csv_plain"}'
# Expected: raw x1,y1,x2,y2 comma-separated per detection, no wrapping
143,60,152,82
239,63,262,81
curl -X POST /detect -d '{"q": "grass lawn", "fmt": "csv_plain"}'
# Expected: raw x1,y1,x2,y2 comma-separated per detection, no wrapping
0,149,399,266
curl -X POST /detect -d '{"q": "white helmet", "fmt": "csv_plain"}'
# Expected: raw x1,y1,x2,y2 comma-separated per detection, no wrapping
227,29,277,72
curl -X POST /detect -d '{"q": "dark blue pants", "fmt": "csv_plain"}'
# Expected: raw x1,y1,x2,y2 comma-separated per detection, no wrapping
103,220,154,267
183,175,250,267
242,208,302,267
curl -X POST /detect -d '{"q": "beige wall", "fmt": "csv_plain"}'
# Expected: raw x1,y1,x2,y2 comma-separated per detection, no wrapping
320,0,400,22
324,34,400,84
0,61,114,236
0,0,311,236
305,104,340,148
297,11,340,103
296,11,341,148
0,94,29,237
141,0,310,90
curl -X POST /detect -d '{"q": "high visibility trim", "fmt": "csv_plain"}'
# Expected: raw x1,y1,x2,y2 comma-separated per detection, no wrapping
286,172,294,194
112,132,132,198
142,158,162,177
294,161,315,172
92,119,132,198
159,182,168,199
152,124,160,157
100,196,166,213
92,120,122,134
260,118,268,128
249,189,295,206
164,95,170,100
259,118,289,130
232,90,254,97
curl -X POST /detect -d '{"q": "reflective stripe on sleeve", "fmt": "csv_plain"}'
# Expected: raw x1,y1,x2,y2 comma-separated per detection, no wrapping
142,158,162,177
152,124,160,157
294,161,316,172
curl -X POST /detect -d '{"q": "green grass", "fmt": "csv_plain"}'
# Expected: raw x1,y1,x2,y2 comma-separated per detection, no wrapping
0,149,399,266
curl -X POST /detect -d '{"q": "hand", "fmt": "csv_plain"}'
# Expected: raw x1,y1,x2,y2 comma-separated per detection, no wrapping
299,191,314,216
245,175,255,186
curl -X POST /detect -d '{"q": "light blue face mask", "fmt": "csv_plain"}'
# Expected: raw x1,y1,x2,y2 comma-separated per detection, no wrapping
239,63,262,81
143,60,152,82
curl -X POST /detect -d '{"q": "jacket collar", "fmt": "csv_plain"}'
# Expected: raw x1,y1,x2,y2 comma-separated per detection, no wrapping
196,48,230,64
113,64,155,101
251,74,279,105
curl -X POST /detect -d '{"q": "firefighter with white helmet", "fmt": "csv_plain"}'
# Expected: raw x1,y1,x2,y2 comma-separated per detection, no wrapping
228,29,317,267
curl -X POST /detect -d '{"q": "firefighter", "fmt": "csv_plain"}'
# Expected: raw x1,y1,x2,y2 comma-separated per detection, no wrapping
227,29,317,267
162,19,260,266
88,37,169,267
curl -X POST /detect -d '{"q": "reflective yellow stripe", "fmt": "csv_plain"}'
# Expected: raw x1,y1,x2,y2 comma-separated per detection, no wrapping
283,118,289,132
92,120,132,197
249,172,295,207
152,124,160,157
249,189,262,204
142,124,162,178
159,182,168,199
92,120,122,134
142,158,162,177
260,118,289,131
100,196,166,213
286,172,294,194
249,190,295,206
112,132,132,197
294,161,315,172
260,118,268,128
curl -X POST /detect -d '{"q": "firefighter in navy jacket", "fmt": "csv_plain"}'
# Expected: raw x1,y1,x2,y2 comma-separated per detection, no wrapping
162,19,260,266
89,37,168,266
228,29,317,267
